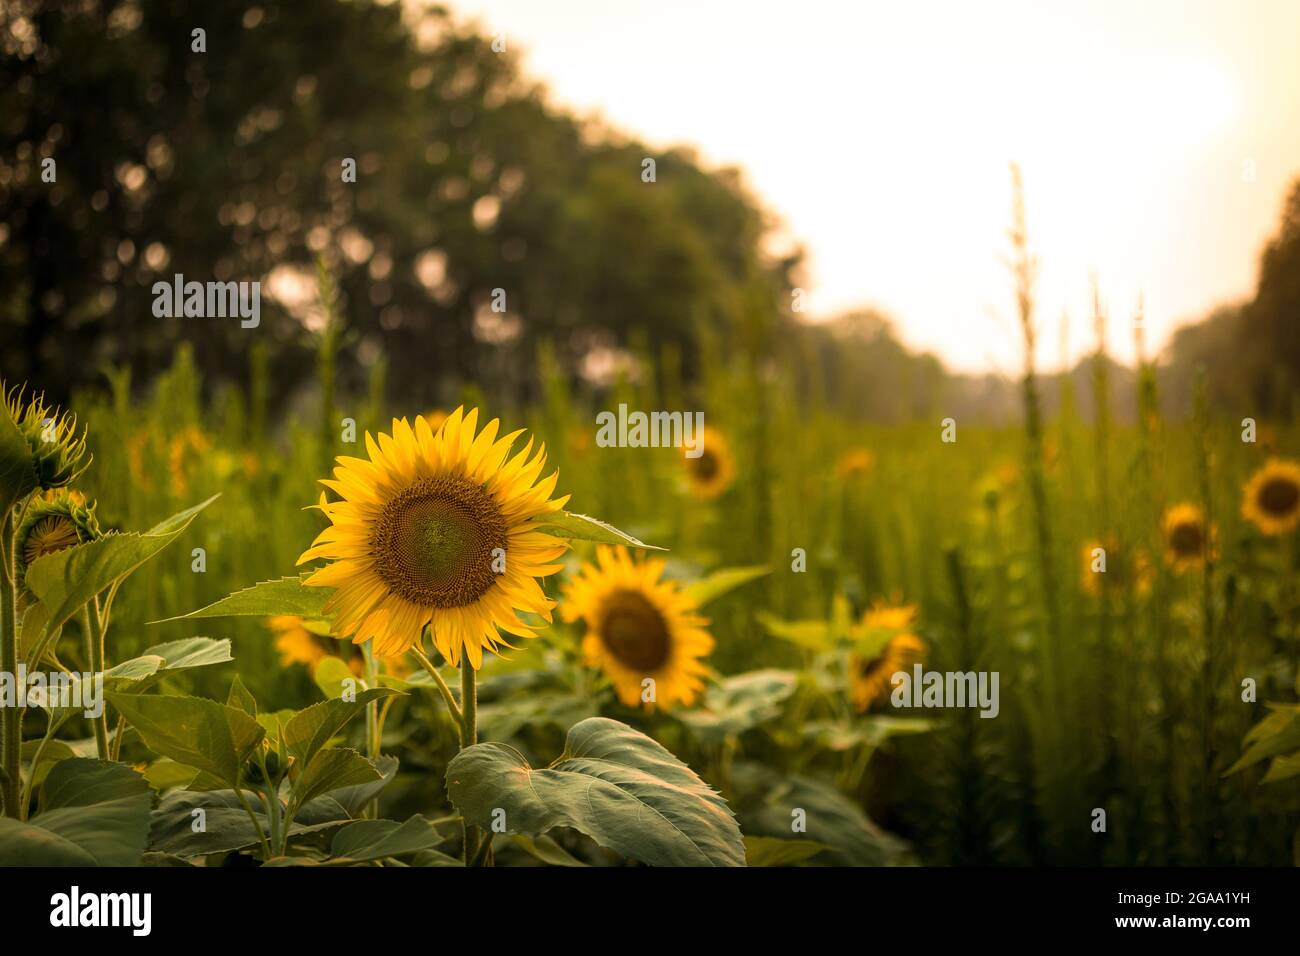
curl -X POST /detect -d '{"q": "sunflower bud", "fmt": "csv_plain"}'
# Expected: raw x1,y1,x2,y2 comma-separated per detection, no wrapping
15,488,102,588
4,385,91,492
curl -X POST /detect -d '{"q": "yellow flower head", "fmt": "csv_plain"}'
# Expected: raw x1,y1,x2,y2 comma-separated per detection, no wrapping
1241,458,1300,536
298,407,569,667
16,488,101,586
848,600,926,713
561,545,714,710
422,409,449,432
1161,503,1217,572
683,425,735,500
836,447,875,480
1079,538,1152,597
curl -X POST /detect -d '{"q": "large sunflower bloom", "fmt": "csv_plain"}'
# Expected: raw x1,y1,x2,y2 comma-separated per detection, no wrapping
683,425,736,500
562,545,713,710
1241,458,1300,536
1161,503,1217,573
298,408,569,667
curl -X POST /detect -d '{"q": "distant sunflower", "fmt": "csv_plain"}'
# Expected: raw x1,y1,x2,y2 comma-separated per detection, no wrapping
836,447,875,480
561,545,713,709
1161,503,1217,572
683,425,735,500
1241,458,1300,536
422,409,449,432
298,407,569,667
849,601,926,713
1079,538,1152,597
268,615,365,676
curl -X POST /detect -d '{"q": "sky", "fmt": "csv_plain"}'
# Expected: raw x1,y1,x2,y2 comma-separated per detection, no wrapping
444,0,1300,374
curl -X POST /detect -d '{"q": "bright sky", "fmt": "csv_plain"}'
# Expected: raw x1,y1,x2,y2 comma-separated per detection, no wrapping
446,0,1300,373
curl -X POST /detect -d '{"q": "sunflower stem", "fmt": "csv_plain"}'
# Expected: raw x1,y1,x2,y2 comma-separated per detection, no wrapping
460,662,481,863
409,646,462,725
81,601,109,761
0,510,20,818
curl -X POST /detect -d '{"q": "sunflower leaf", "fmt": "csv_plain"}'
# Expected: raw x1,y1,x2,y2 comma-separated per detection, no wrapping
107,692,265,788
0,759,152,866
682,565,770,606
149,574,333,624
27,495,219,633
533,511,666,550
446,716,745,866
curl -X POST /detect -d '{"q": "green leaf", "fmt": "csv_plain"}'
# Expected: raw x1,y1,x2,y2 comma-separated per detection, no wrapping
756,612,833,652
677,669,797,740
0,759,151,866
731,764,911,866
107,692,265,787
27,495,218,633
310,754,399,818
1262,752,1300,784
227,675,257,716
682,565,770,607
289,748,381,814
744,835,829,867
151,575,333,624
284,688,401,770
139,636,234,671
511,834,589,867
446,716,745,867
327,816,451,863
313,655,361,700
0,393,38,514
149,789,351,858
534,511,666,550
1225,711,1300,776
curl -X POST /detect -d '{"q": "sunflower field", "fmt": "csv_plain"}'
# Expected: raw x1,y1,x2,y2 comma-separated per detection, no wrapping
2,1,1300,889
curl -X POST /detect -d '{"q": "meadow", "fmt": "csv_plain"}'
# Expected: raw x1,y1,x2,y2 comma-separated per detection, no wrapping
3,286,1298,867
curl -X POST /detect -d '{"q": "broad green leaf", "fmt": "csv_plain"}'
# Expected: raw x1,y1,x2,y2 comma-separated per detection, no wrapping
20,738,76,792
289,748,381,814
327,816,451,863
142,759,199,792
108,692,265,787
446,716,745,867
682,565,770,607
511,834,589,867
0,759,151,866
756,612,833,652
800,716,934,752
1262,752,1300,784
534,511,666,550
310,754,399,818
151,575,333,623
27,495,218,633
139,637,234,671
284,688,401,770
744,835,829,867
731,764,911,866
677,669,798,740
149,788,350,858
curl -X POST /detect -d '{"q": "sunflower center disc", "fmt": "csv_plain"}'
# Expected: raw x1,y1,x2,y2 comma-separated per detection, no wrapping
600,589,671,671
1170,522,1203,556
24,516,80,566
692,450,719,481
1259,477,1300,516
372,475,507,608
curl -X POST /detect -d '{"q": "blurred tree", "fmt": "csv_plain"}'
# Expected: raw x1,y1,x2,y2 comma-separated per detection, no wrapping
0,0,795,410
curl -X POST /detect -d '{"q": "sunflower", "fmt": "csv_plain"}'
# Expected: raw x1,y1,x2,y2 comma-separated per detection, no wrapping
848,601,927,713
422,408,449,432
1241,458,1300,536
561,545,713,710
683,425,735,500
16,488,101,586
268,615,365,676
1079,538,1152,597
836,447,875,480
1161,503,1217,572
298,408,569,666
